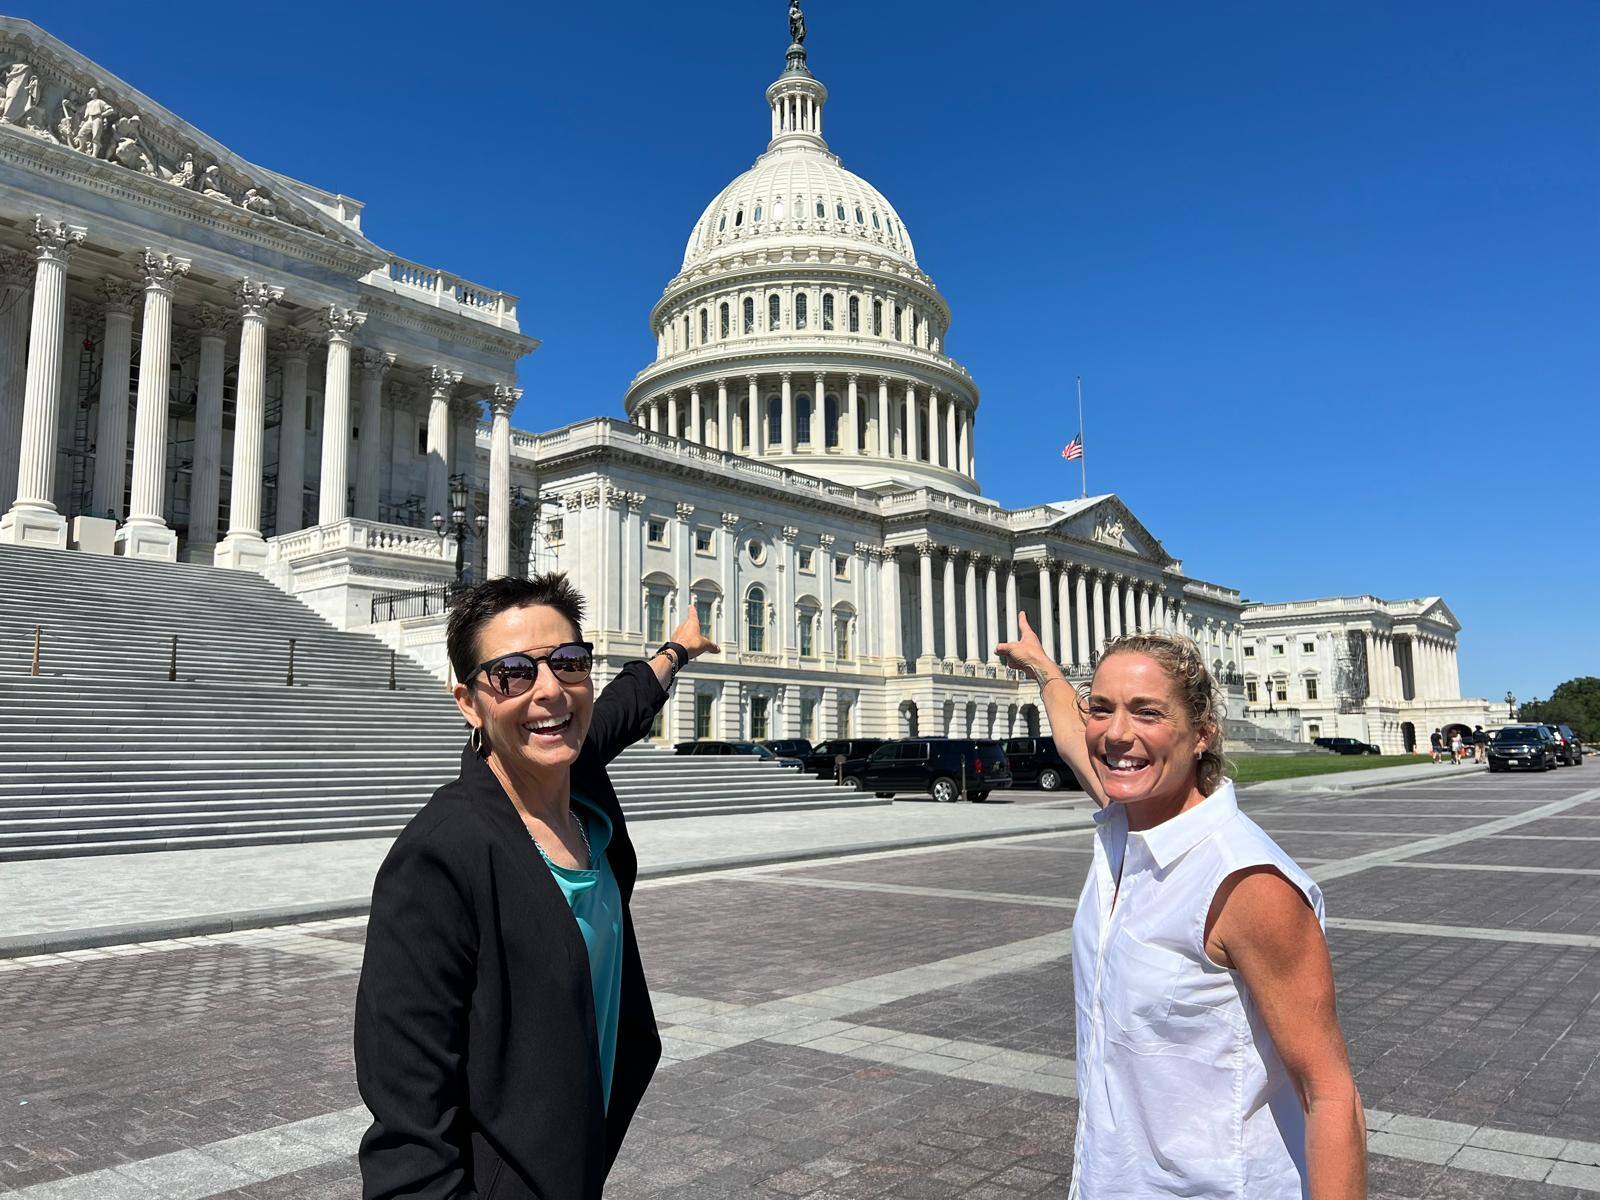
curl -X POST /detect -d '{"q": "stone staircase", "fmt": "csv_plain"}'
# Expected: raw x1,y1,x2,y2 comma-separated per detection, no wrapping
0,544,881,861
1224,717,1330,757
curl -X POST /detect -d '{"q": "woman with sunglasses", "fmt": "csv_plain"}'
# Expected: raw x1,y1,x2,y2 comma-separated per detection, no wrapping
355,573,716,1200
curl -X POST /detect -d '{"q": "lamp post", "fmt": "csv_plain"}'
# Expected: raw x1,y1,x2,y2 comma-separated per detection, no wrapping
432,474,484,589
1505,691,1516,721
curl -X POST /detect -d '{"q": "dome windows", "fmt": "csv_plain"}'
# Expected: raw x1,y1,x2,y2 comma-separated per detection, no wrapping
855,205,864,225
699,308,709,344
795,293,808,330
768,293,781,332
871,211,881,230
743,296,755,334
734,208,744,227
719,302,730,339
774,197,785,220
835,200,847,221
718,213,727,233
815,198,826,220
753,202,763,223
848,295,860,332
822,293,835,332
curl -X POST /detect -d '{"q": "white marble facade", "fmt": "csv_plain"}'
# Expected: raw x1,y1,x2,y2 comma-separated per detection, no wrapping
1240,596,1499,752
0,17,1495,749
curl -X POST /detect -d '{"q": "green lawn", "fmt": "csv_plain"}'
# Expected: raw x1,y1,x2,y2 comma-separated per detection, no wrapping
1230,754,1426,785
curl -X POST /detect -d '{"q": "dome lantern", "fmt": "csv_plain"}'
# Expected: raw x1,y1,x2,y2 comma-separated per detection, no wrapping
766,7,828,151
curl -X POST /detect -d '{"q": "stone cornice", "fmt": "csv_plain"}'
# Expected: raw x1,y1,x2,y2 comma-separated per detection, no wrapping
356,289,536,364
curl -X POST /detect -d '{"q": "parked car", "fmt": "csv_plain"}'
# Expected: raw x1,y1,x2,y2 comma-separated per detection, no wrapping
1542,723,1585,767
842,738,1012,802
1001,735,1080,790
761,738,815,760
802,738,886,781
673,740,803,768
1313,736,1381,756
1487,726,1559,772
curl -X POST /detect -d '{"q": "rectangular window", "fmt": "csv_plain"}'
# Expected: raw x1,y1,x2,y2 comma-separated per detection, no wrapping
647,518,667,546
694,693,713,740
417,424,428,454
351,425,359,442
646,593,666,643
800,698,817,740
1275,680,1288,702
1246,681,1259,702
1307,723,1321,740
848,296,859,333
799,614,815,657
694,527,714,554
796,293,808,330
834,615,850,659
1272,644,1284,656
1305,678,1319,701
838,698,853,738
651,708,665,739
694,595,713,634
751,695,769,740
833,555,848,580
1243,645,1255,658
1302,641,1315,654
798,547,814,573
822,293,835,331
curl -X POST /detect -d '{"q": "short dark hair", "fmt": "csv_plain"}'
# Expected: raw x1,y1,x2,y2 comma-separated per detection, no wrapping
446,574,586,682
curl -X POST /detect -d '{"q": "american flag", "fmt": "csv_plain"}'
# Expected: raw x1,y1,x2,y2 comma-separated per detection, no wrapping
1061,436,1083,462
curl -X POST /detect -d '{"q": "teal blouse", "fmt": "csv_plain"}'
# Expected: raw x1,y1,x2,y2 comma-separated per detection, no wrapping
536,793,625,1111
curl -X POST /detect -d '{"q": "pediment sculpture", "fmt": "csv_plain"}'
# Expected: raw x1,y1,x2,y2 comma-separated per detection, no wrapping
1092,518,1127,548
1,45,316,235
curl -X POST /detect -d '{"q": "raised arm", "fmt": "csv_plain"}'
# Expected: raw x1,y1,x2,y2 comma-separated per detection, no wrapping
355,835,479,1200
586,608,721,764
997,610,1110,809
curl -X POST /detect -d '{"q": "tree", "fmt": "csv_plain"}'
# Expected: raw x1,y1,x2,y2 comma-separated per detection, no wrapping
1519,676,1600,744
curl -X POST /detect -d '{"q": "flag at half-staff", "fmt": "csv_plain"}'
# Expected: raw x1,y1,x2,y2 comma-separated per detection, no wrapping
1061,437,1083,462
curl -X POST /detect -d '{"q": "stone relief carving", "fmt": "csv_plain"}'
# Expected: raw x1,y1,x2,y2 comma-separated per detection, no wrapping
1092,518,1127,547
111,112,157,175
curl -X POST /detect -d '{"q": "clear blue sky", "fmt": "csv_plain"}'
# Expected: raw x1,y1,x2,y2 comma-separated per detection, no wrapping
26,1,1598,704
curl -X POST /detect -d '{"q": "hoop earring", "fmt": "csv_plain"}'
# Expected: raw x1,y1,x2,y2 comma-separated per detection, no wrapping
470,726,488,758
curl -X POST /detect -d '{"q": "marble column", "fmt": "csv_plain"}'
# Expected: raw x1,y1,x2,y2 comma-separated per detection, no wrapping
962,552,980,663
1004,563,1019,642
665,391,679,439
941,549,959,660
944,394,957,470
273,327,315,535
0,250,36,515
317,307,365,526
746,376,759,453
905,382,919,462
1091,571,1106,658
1138,584,1152,632
813,372,825,450
487,384,519,579
717,379,731,451
115,248,189,560
185,304,231,560
1,220,85,548
845,374,859,453
983,556,1000,664
89,277,141,519
882,549,903,661
646,402,659,434
1057,566,1073,666
688,386,701,444
216,280,283,568
1036,559,1056,663
958,408,971,476
1105,575,1122,640
917,543,935,660
1073,567,1091,667
425,364,458,521
876,377,890,456
1123,578,1138,635
925,389,938,465
353,348,392,520
780,373,793,453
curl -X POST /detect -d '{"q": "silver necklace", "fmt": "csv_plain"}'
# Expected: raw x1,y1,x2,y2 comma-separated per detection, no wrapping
529,805,591,868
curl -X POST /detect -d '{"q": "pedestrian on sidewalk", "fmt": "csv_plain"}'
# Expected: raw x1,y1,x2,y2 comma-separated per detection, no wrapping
998,616,1367,1199
355,574,718,1200
1473,725,1488,764
1450,729,1465,765
1429,728,1443,763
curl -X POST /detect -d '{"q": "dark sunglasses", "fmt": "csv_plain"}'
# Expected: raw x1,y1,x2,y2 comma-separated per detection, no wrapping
467,642,595,697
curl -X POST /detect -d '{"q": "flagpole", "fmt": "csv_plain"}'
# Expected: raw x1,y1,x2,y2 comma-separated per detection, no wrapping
1076,375,1087,499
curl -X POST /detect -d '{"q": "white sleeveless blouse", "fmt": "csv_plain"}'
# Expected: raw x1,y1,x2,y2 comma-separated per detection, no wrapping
1068,781,1324,1199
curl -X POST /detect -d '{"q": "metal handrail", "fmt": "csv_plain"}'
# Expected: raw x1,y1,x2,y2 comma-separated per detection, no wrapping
369,581,464,624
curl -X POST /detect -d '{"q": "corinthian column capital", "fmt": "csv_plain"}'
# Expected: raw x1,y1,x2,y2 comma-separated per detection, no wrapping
237,279,284,319
428,364,462,399
490,383,522,418
33,216,87,264
138,248,190,292
96,275,143,314
321,305,366,342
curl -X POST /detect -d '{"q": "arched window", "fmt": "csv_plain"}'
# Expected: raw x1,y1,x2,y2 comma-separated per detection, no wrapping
743,297,755,335
836,200,846,221
719,302,730,339
734,208,744,227
699,308,708,343
893,304,903,341
682,315,690,348
871,211,881,230
824,394,839,447
746,586,766,652
774,196,786,220
767,396,781,445
848,296,860,332
822,293,834,331
872,300,883,336
753,202,763,223
855,205,864,225
768,294,781,331
795,293,808,330
717,212,727,232
815,198,826,219
796,394,812,444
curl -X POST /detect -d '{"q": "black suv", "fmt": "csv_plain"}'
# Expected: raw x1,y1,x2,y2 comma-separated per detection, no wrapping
672,740,802,768
802,738,886,781
844,738,1011,802
761,738,815,759
1001,736,1079,791
1543,724,1585,767
1487,726,1559,772
1313,737,1381,756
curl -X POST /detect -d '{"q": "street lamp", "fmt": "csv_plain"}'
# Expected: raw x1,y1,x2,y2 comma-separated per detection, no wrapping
433,475,480,587
1505,691,1516,721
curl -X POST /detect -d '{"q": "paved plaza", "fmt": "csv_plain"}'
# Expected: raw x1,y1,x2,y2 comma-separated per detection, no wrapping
2,767,1599,1198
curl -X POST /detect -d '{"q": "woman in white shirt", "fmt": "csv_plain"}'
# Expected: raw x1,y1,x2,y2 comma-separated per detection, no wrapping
998,616,1366,1199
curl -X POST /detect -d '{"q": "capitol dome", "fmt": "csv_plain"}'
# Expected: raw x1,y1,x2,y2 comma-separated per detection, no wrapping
624,15,984,497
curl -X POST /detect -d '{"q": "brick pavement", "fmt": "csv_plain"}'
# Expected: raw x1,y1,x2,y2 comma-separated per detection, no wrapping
2,771,1600,1197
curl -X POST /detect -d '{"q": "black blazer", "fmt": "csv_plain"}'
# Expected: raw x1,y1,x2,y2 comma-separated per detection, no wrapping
355,660,668,1200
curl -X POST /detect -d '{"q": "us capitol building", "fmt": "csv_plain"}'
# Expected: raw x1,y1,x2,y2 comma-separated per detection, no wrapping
0,12,1499,752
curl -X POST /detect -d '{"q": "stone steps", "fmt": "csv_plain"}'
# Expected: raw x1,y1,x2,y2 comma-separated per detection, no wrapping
0,543,880,859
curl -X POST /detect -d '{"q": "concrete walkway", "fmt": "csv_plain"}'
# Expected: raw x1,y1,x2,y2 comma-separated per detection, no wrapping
0,760,1483,955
